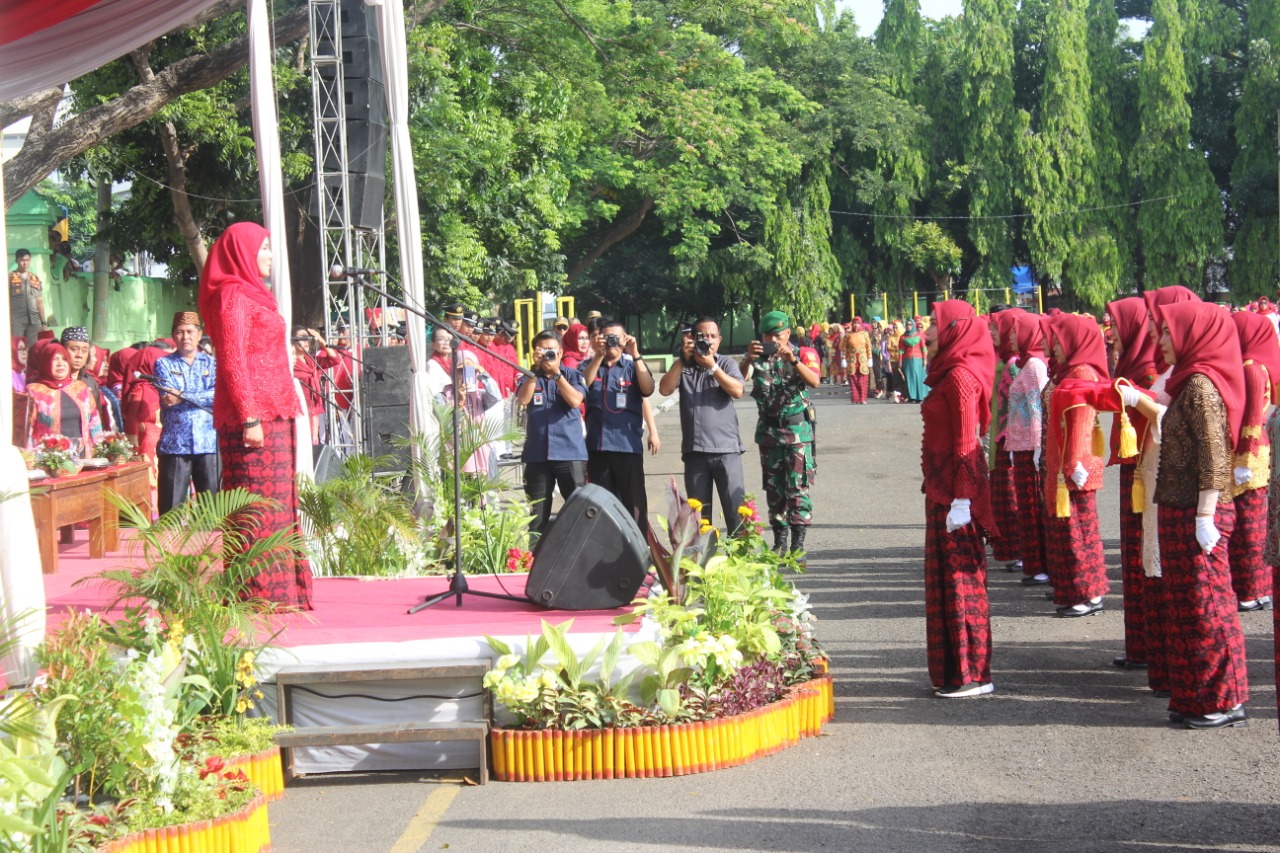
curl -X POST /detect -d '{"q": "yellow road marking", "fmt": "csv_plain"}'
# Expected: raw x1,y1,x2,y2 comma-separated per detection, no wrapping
389,785,460,853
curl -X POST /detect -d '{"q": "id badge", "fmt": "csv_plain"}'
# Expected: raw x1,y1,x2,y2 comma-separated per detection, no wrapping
615,390,627,409
532,391,544,407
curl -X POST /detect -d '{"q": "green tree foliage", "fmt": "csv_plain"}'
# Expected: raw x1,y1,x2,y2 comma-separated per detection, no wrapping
1229,1,1280,297
1134,0,1222,288
960,0,1019,290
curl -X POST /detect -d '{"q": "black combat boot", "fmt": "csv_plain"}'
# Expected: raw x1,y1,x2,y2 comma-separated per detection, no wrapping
772,527,788,555
789,526,807,565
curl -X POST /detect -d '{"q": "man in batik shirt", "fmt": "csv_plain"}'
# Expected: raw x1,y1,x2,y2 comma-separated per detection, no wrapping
155,311,219,513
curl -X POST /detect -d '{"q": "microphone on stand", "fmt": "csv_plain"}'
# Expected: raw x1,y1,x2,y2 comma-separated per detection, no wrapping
329,263,386,280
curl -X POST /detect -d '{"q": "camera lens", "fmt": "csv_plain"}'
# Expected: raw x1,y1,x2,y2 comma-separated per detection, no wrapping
694,339,711,356
542,350,556,361
605,334,620,348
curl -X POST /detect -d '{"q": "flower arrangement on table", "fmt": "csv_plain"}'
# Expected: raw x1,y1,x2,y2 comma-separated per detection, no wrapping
484,480,824,731
95,432,137,465
34,433,80,477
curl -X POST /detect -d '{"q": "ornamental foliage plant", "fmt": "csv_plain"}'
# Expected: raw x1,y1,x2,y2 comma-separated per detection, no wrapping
485,488,823,729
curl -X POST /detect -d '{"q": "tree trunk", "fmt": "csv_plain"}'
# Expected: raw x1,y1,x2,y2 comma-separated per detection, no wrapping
565,197,655,282
92,179,112,341
130,48,207,273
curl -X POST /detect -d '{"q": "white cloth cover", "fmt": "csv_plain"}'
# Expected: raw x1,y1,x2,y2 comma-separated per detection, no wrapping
370,0,438,488
0,0,223,103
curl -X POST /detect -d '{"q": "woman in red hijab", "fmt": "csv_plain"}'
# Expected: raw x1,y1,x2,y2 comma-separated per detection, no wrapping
559,323,591,371
199,222,311,609
24,340,102,451
1005,311,1051,587
122,343,168,483
919,300,996,697
1105,297,1160,670
1227,311,1278,612
1043,314,1110,617
1150,300,1247,728
987,308,1025,569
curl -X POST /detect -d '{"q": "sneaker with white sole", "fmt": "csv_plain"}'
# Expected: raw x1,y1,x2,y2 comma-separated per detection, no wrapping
935,682,995,698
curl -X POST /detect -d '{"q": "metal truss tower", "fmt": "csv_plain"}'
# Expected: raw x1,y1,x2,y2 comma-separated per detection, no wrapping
308,0,386,458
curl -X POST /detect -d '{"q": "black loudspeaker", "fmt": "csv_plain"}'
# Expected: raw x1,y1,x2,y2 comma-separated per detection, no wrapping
338,0,386,231
526,484,651,611
361,345,411,407
366,405,410,462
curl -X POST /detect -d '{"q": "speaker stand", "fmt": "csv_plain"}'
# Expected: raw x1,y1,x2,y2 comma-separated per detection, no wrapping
407,570,526,613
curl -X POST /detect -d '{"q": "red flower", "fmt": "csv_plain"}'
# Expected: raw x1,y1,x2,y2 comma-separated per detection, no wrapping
200,756,226,779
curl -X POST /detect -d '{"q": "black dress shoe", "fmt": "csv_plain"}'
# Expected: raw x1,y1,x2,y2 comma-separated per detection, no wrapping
1045,591,1056,601
1113,655,1148,670
1056,600,1103,618
1021,574,1050,586
1152,689,1171,698
1181,706,1247,729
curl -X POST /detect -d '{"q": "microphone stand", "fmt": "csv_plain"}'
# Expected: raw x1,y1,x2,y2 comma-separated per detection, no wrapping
341,273,534,613
136,373,214,413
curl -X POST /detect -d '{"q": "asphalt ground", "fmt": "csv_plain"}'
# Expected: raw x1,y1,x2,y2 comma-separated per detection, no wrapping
270,385,1280,853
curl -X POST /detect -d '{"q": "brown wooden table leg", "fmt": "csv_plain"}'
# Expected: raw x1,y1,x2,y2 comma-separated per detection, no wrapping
88,515,105,559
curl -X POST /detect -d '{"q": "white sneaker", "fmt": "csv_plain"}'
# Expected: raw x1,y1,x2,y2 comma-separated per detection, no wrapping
935,682,995,698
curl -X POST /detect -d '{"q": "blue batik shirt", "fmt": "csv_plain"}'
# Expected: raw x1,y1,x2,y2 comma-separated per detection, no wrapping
155,351,218,455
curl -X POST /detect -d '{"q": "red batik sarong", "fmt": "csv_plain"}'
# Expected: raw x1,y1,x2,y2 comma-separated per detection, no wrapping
989,441,1021,563
849,372,869,404
218,417,314,609
1044,489,1110,607
1158,504,1248,717
1011,451,1047,578
1118,463,1146,664
923,501,992,690
1229,486,1272,604
1144,573,1171,694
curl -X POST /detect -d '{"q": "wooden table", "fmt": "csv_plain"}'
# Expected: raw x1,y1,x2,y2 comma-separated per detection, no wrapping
102,460,152,552
29,469,110,574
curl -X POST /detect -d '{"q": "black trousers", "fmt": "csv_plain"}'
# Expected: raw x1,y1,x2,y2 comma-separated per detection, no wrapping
158,452,221,514
587,450,647,530
683,451,745,535
524,460,586,540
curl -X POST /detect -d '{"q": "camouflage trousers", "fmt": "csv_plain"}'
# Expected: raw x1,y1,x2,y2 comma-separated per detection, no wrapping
759,441,816,529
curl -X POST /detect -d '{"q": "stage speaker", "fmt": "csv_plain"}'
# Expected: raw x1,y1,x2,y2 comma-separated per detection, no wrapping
361,345,411,406
366,404,410,462
526,484,651,611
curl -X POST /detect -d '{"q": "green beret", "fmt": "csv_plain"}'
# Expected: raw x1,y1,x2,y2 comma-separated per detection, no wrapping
758,311,790,335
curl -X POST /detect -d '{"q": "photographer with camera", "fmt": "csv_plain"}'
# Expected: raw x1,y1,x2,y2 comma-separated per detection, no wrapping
517,330,588,540
659,317,747,534
290,324,342,459
582,319,656,527
741,311,820,557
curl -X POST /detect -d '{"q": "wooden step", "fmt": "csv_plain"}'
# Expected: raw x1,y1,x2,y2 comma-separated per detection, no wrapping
274,658,492,686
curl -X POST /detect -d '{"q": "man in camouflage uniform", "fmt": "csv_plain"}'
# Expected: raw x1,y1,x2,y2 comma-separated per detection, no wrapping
742,311,820,556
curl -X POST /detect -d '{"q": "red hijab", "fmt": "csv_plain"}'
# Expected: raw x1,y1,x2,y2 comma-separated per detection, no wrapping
1142,285,1199,372
1161,301,1245,443
1047,314,1108,384
123,345,168,423
926,300,997,432
991,308,1025,363
107,347,137,389
1010,312,1045,364
27,341,75,391
560,323,589,367
1107,297,1156,384
1233,311,1280,399
198,222,278,352
89,345,110,384
11,337,26,373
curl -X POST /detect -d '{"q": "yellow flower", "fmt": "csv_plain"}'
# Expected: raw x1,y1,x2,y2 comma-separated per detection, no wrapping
737,505,752,517
698,520,713,534
687,498,703,512
235,698,249,714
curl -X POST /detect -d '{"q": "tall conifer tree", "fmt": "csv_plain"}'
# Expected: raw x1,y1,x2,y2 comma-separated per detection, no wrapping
960,0,1019,290
1230,0,1280,298
1134,0,1221,288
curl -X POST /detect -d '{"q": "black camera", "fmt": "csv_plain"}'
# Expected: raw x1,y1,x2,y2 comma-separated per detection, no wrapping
605,334,621,349
760,341,778,358
694,334,712,356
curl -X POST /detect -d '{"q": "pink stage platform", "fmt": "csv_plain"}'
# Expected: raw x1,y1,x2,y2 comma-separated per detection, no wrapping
42,529,645,646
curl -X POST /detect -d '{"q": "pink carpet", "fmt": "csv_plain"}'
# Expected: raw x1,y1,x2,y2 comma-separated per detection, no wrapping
42,530,645,646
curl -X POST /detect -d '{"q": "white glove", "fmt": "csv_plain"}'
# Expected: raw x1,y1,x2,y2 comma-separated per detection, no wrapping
1070,461,1088,489
1234,467,1252,486
1033,447,1042,467
946,498,972,533
1195,516,1220,554
1009,450,1016,466
1119,385,1141,408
